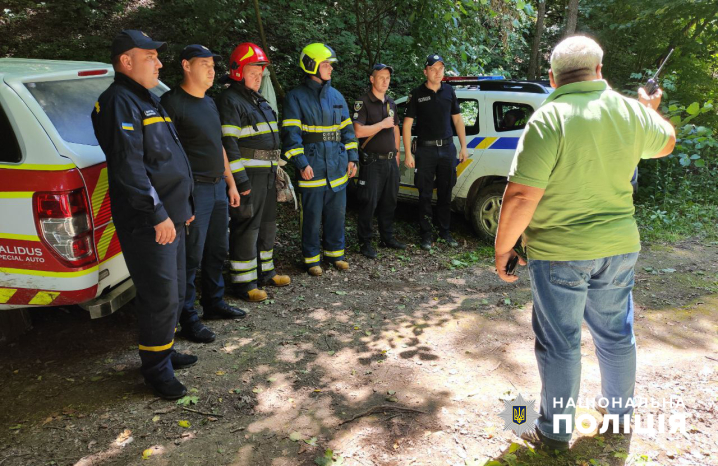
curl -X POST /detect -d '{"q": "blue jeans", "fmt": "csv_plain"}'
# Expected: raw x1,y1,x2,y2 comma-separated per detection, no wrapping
180,180,229,326
528,252,639,442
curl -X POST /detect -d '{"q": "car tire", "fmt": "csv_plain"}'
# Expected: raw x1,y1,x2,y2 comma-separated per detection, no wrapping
470,183,506,242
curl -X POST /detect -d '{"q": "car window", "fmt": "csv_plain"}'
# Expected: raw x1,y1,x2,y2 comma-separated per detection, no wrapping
0,102,22,163
396,101,416,136
494,102,534,132
25,77,114,146
457,99,480,136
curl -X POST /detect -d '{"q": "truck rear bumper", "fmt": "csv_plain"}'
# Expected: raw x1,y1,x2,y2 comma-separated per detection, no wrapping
80,278,135,319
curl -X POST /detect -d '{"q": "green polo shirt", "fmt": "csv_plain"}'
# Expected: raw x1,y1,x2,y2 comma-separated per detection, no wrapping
508,80,671,260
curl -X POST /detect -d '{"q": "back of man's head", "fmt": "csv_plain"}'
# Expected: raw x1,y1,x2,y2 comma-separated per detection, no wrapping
550,36,603,86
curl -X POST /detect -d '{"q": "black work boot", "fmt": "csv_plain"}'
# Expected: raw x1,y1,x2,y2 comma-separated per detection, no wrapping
203,302,247,319
171,352,198,369
146,377,187,400
440,232,458,247
420,233,432,251
179,321,216,343
360,242,378,259
380,237,407,250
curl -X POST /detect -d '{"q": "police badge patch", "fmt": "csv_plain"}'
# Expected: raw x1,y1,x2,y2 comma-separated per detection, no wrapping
498,393,540,436
354,101,363,111
353,112,359,119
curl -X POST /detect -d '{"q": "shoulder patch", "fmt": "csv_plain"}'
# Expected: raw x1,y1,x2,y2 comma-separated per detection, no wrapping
353,112,359,119
121,122,134,131
354,101,363,111
144,109,158,117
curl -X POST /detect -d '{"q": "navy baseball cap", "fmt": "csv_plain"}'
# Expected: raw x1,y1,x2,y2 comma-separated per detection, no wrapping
111,30,167,59
372,63,394,74
180,44,222,62
424,53,445,68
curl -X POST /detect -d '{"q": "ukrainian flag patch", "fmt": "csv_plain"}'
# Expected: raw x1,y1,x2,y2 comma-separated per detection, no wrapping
121,122,134,131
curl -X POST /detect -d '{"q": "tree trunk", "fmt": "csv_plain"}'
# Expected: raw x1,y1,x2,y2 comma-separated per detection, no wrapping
527,0,546,80
252,0,284,100
565,0,579,36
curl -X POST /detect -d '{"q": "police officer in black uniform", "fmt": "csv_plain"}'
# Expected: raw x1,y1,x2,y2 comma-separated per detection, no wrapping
352,63,407,258
161,45,247,345
402,54,468,250
92,30,195,400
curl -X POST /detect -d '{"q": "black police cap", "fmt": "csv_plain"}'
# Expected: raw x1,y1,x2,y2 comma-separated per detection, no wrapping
424,53,445,68
180,44,222,63
111,30,167,59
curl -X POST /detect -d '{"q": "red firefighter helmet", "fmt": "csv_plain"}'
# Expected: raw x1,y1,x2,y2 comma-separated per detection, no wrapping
229,43,270,81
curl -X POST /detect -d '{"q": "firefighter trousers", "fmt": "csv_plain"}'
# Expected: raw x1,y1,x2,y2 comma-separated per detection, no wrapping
116,223,185,383
229,168,277,293
300,186,346,267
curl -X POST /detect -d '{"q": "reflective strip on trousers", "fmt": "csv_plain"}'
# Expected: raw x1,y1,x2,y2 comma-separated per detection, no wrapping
304,254,320,264
261,260,275,272
139,339,174,352
230,258,257,271
324,249,344,258
260,249,273,260
232,269,258,283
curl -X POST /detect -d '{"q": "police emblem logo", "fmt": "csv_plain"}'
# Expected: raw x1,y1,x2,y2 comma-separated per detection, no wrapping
353,112,359,119
498,393,539,436
141,31,149,37
202,46,209,50
389,109,395,117
433,55,439,60
354,101,363,111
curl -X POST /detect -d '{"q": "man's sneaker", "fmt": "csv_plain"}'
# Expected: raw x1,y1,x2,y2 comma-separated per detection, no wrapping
179,321,216,343
360,242,377,259
171,352,198,369
518,428,569,454
420,234,432,251
146,376,187,400
263,275,291,287
333,260,350,271
240,288,268,303
308,266,323,276
380,237,407,250
440,233,459,247
203,302,247,319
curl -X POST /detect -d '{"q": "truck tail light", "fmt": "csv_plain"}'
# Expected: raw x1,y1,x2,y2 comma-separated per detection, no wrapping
34,189,97,267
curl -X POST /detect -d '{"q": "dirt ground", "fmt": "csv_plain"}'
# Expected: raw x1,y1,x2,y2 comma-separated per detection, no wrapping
0,204,717,466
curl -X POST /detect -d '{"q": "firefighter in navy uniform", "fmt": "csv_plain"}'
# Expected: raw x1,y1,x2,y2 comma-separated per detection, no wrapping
281,43,359,276
92,30,195,400
352,63,407,259
216,43,291,302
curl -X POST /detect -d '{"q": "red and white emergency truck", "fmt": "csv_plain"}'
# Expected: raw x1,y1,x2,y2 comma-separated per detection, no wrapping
0,59,167,319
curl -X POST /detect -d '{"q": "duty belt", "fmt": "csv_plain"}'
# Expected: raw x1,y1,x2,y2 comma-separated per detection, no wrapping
239,148,281,161
302,131,342,144
418,137,453,147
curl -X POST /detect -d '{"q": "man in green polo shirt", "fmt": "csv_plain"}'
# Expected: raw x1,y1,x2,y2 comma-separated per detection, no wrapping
494,35,675,452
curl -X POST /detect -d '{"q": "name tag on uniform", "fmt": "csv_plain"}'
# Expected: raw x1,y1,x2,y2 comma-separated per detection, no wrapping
418,96,431,103
144,110,158,117
121,122,134,131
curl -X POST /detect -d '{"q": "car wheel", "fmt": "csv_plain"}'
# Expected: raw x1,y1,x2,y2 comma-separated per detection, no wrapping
470,183,506,242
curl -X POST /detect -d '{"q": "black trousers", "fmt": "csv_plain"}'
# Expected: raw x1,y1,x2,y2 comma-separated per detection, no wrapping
116,223,185,383
357,158,399,244
229,168,278,293
414,144,457,236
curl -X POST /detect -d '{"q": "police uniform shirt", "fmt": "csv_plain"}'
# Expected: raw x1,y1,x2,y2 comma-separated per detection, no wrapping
92,72,193,228
351,90,399,154
161,87,225,179
404,82,460,141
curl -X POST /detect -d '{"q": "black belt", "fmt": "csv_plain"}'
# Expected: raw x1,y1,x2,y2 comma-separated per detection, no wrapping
367,151,396,160
418,137,453,147
193,175,223,184
302,131,342,144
